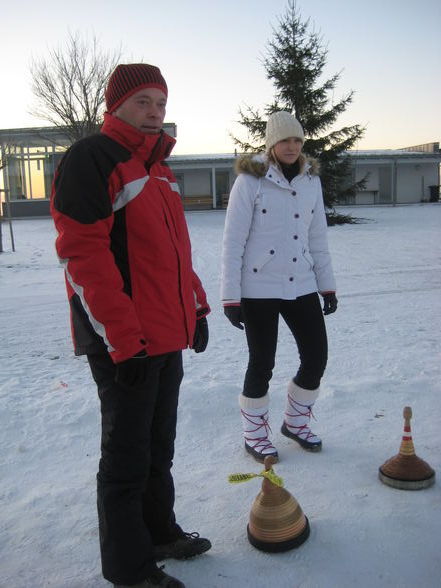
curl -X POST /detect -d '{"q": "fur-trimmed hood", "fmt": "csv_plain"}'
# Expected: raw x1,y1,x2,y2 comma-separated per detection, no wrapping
234,152,320,178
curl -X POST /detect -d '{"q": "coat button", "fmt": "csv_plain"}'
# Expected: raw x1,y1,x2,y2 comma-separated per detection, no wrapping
262,209,267,213
292,191,296,196
311,209,314,213
289,277,294,281
253,268,258,272
294,213,299,218
270,249,274,254
269,174,272,178
293,235,298,240
293,257,297,262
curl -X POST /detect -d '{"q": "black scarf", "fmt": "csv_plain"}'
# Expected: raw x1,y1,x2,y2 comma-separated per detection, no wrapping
279,159,300,183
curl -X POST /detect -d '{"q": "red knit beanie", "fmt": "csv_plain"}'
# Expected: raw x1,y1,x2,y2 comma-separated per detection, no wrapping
105,63,168,113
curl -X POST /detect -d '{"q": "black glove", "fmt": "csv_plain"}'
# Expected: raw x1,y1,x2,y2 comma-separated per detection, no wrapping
224,305,244,330
193,316,209,353
115,350,149,390
322,292,338,315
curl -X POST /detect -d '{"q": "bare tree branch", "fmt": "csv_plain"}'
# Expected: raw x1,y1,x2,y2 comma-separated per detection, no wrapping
29,32,122,144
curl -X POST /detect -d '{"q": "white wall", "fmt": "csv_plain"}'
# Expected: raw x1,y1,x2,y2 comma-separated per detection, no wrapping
396,163,438,203
181,169,211,197
420,163,439,200
355,164,379,191
353,160,440,204
354,164,380,203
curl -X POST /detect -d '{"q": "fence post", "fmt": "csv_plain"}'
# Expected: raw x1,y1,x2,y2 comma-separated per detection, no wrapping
0,188,15,252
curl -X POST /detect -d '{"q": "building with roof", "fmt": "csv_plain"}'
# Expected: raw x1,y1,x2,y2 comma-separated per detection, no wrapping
1,125,439,218
340,146,441,205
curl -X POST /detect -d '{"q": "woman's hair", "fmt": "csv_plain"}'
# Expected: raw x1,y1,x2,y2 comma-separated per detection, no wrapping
267,148,279,166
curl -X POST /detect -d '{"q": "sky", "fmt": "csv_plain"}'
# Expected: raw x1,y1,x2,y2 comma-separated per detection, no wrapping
1,204,440,586
1,0,440,155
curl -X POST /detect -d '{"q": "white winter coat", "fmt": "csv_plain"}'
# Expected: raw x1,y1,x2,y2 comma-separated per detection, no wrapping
221,153,336,302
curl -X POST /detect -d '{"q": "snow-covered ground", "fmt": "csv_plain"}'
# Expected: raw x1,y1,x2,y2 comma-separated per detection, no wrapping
0,204,440,588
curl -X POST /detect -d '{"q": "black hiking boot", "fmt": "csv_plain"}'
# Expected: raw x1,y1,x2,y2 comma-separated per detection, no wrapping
153,532,211,561
114,565,185,587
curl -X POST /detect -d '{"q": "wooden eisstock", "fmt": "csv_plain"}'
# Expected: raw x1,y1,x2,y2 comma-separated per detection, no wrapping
379,406,435,490
246,455,310,552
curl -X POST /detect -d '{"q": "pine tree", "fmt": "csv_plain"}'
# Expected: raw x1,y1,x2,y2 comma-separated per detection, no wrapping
233,0,365,223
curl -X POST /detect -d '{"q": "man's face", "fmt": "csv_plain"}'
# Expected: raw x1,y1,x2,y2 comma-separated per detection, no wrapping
113,87,167,134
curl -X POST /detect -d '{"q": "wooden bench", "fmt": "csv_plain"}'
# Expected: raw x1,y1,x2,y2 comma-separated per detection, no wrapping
221,193,229,208
182,195,213,210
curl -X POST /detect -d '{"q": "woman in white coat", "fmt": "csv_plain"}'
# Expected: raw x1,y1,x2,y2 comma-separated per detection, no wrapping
221,111,337,463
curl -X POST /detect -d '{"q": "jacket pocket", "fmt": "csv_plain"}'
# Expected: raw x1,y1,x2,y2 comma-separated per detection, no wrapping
245,248,276,273
302,247,314,270
253,192,269,228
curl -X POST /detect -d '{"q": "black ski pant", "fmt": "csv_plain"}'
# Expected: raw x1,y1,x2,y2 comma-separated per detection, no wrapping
87,350,184,585
241,293,328,398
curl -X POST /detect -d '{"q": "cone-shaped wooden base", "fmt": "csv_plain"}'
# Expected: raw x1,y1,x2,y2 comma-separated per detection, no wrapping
247,517,310,552
379,454,435,490
247,467,310,552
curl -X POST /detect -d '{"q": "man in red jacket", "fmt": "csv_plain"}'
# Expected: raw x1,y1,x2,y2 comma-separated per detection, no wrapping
51,63,211,588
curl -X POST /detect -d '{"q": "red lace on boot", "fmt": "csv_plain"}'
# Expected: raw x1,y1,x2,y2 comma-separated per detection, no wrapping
241,409,277,453
285,397,319,442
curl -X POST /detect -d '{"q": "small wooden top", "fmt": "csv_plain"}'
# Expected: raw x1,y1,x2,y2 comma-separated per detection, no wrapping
264,455,277,471
403,406,412,421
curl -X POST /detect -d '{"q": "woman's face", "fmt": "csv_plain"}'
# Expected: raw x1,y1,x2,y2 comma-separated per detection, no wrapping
273,137,303,165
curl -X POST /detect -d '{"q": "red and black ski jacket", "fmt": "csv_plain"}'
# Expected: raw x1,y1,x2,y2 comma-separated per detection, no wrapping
51,113,210,363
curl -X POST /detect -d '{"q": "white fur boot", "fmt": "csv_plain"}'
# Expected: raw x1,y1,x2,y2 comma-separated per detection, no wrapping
281,380,322,452
239,394,278,463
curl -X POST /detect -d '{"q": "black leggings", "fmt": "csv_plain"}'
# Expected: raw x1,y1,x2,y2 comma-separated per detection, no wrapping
241,293,328,398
